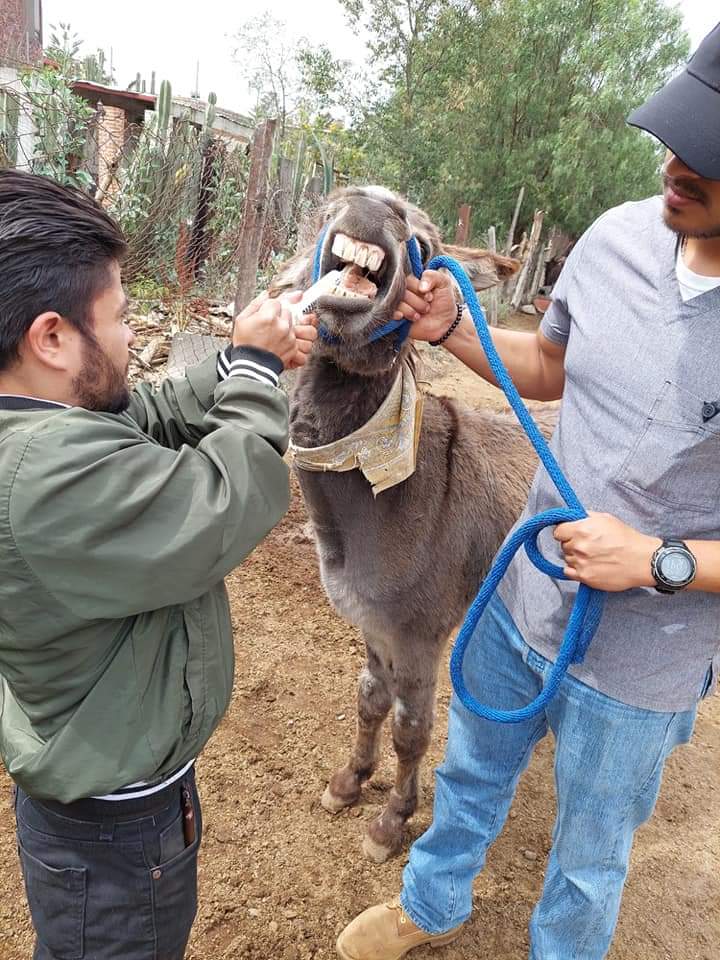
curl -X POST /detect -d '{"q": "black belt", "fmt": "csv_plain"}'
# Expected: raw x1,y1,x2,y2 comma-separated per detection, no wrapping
27,765,196,822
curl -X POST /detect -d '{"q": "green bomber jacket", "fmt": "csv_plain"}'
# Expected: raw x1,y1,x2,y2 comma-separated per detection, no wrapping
0,352,290,802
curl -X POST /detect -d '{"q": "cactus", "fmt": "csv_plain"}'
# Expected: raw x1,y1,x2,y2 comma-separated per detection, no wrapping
203,92,217,138
82,50,109,84
0,90,19,168
189,98,224,283
106,77,211,282
291,133,309,214
155,79,172,148
312,133,335,196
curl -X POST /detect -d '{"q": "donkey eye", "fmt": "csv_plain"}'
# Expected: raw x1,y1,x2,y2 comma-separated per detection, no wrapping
418,239,431,262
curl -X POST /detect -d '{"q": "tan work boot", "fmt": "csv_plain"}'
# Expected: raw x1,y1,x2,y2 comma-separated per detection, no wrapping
336,899,463,960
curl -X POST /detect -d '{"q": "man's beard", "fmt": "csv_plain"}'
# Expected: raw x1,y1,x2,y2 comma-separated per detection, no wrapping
72,334,131,414
663,211,720,239
662,175,720,238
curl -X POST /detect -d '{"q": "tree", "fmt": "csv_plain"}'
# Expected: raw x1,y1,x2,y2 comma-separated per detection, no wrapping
340,0,473,196
21,65,95,190
45,22,82,72
232,13,350,136
296,44,351,119
233,13,298,138
343,0,689,237
45,22,114,85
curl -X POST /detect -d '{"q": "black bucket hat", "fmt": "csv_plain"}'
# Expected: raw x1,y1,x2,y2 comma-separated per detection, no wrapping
627,21,720,180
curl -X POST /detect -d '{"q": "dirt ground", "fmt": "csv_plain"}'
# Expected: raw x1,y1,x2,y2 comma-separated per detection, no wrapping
1,322,719,959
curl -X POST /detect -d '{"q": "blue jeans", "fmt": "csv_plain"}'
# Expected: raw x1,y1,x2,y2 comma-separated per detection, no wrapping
401,595,696,960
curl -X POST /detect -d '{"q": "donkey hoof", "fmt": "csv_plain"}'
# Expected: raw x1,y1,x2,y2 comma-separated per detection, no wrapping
362,833,396,863
321,785,353,814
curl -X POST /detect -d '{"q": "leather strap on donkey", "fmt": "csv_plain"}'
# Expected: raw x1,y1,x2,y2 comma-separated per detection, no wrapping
408,236,607,723
311,226,606,721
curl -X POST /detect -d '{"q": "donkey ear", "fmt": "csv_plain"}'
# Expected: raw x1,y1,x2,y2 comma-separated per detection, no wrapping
441,244,520,291
268,249,314,298
268,250,314,297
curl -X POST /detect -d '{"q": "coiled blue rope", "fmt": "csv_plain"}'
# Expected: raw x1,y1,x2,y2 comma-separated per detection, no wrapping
407,235,606,722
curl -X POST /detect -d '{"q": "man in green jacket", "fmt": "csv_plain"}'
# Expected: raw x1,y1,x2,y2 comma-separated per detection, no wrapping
0,170,316,959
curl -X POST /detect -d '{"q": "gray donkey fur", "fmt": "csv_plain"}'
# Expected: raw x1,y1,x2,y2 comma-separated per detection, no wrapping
272,186,555,862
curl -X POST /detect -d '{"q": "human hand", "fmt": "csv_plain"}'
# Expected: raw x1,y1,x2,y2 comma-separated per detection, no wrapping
287,311,318,369
233,292,297,368
554,512,661,592
396,271,458,343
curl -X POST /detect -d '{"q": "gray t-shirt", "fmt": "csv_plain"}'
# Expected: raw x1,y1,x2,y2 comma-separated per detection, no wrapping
497,196,720,712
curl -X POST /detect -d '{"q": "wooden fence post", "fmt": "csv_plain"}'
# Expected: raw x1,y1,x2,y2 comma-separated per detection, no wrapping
488,225,499,327
504,185,525,255
188,138,225,281
528,228,554,303
455,204,472,245
234,118,277,315
503,229,527,303
511,210,545,311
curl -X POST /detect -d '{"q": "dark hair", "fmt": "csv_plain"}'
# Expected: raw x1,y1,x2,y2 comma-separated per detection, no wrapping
0,170,127,371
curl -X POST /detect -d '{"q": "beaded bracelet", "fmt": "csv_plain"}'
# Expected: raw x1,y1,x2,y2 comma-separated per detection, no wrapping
430,301,464,347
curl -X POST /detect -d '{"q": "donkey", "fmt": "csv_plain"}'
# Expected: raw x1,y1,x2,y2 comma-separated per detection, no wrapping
271,186,554,862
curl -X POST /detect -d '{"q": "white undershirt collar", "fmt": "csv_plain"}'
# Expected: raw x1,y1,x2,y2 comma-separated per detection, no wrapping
676,246,720,303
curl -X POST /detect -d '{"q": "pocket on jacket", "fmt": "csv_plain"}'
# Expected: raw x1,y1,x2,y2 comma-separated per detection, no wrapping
18,841,87,960
181,600,206,741
615,380,720,512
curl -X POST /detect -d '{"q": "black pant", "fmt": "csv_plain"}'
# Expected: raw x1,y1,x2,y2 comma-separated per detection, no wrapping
14,767,202,960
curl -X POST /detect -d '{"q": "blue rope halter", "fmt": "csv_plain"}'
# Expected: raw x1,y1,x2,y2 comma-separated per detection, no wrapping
311,224,413,351
313,227,606,721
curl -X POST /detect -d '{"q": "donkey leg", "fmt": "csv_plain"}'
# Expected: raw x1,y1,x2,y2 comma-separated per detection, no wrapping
322,642,394,814
363,654,439,863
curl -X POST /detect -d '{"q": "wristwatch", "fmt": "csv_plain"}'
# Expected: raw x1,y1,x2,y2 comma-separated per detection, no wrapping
650,539,697,594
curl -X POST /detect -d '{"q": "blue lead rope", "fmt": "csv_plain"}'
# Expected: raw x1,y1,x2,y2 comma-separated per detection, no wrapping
312,227,606,720
407,236,606,722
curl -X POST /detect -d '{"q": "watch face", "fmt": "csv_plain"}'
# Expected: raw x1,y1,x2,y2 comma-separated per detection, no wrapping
660,549,694,585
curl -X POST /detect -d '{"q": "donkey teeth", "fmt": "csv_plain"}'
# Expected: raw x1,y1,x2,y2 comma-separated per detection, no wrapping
357,242,385,270
354,245,369,268
332,232,358,263
368,251,383,272
332,233,352,260
332,232,386,272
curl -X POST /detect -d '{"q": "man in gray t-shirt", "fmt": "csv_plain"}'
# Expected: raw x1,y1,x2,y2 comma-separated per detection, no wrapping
497,190,720,712
338,21,720,960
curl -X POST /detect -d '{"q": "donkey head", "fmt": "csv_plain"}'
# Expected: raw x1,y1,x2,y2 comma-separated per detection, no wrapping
271,185,518,374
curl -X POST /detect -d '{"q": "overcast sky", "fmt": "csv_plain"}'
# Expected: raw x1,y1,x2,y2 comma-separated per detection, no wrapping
41,0,718,115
